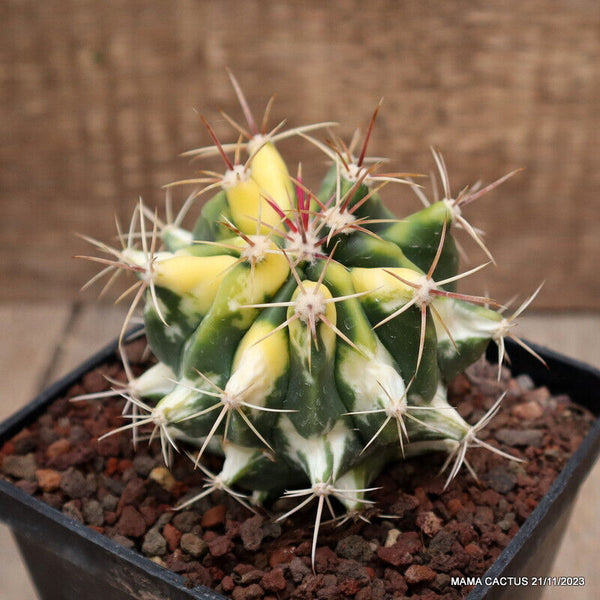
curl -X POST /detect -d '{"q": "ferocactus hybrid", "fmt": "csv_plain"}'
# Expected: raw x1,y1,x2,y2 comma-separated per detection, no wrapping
79,73,542,564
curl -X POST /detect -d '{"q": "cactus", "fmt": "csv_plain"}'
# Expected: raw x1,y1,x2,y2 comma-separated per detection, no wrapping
79,73,543,566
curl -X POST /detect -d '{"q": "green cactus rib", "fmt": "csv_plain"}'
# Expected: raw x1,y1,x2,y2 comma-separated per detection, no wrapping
80,81,540,564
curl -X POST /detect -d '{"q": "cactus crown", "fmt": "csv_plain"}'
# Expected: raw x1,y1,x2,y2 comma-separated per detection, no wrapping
79,73,542,566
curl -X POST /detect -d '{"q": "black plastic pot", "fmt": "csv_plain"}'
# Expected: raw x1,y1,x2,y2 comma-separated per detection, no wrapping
0,337,598,600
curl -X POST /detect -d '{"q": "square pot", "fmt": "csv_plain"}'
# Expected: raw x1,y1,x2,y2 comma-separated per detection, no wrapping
1,337,598,600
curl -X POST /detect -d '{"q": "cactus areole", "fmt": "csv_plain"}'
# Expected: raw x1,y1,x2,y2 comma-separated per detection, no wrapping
79,74,542,566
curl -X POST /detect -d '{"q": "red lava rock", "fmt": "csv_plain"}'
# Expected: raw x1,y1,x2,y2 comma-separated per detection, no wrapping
96,434,121,457
269,546,296,567
48,445,95,470
234,563,256,576
62,499,84,523
180,532,208,558
428,529,456,555
201,504,227,528
456,504,476,524
417,511,443,536
414,487,433,511
240,569,264,584
446,498,463,516
479,489,500,506
260,567,286,592
339,578,363,596
417,590,441,600
452,522,476,547
523,386,551,404
391,492,420,517
398,531,421,552
117,458,134,473
164,549,189,573
295,541,312,556
35,468,61,492
83,417,108,438
336,535,375,562
2,453,37,480
289,556,312,582
225,519,241,540
139,504,160,527
162,523,182,552
172,510,200,533
142,528,167,556
383,569,408,595
187,564,213,587
240,514,264,551
221,575,235,592
104,511,117,525
405,564,437,584
317,585,341,600
495,428,543,448
82,498,104,526
457,400,474,419
46,438,71,459
82,370,108,393
449,373,471,396
421,477,447,496
69,425,90,444
336,559,369,584
116,505,147,538
203,530,217,543
124,338,148,363
1,440,15,455
105,456,119,475
315,546,339,572
16,479,38,494
88,525,105,535
512,401,544,420
377,532,421,567
464,543,483,556
356,580,384,600
119,477,146,507
60,467,88,499
473,506,494,530
132,454,157,477
292,574,325,597
208,534,233,557
232,583,264,600
482,465,517,494
429,541,470,572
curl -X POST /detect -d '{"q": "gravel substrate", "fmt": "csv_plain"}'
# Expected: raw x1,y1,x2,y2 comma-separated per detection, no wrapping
1,339,595,600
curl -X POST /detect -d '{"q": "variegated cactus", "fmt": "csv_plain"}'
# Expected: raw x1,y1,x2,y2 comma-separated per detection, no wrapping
79,73,542,565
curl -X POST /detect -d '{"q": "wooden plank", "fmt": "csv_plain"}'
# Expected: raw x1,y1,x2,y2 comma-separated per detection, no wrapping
1,1,599,308
517,314,600,368
48,302,131,383
0,302,72,600
0,302,72,414
0,527,37,600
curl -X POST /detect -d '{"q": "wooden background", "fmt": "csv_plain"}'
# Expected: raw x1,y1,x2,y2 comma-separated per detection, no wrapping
1,0,599,309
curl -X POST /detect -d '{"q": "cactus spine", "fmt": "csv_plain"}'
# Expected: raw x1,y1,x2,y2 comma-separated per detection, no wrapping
80,73,542,566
